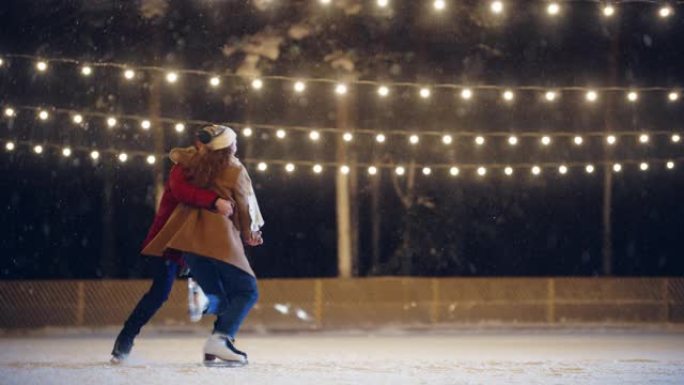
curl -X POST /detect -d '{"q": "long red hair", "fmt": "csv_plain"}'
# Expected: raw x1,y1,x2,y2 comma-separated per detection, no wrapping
186,147,235,188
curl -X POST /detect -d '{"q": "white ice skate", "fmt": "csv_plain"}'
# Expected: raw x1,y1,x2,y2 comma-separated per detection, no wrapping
203,333,248,367
188,278,209,323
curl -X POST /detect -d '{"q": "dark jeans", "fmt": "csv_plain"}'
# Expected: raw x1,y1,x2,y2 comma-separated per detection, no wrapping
183,253,258,339
117,259,177,341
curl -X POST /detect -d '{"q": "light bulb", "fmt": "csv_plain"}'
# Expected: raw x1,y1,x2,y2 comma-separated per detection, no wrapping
123,69,135,80
242,127,253,137
419,88,431,98
72,114,83,124
285,163,295,173
62,147,72,157
475,136,485,146
276,129,287,139
118,153,128,163
5,141,15,151
666,161,675,169
531,166,541,175
34,145,43,154
659,6,673,18
502,90,515,102
343,132,353,142
544,91,557,102
541,136,551,146
508,136,518,146
252,79,263,90
585,164,595,174
558,165,568,174
257,162,268,171
668,92,679,102
504,166,513,176
209,76,221,87
450,167,460,176
586,90,598,102
574,136,584,146
627,91,638,102
460,88,473,100
603,4,615,17
340,165,350,175
90,151,100,160
547,2,560,16
107,117,117,128
141,120,151,130
491,1,504,14
409,135,420,145
377,0,389,7
81,65,92,76
320,0,331,5
640,162,649,171
313,164,323,174
639,134,649,144
378,86,389,97
672,134,681,143
38,110,49,120
395,166,406,176
613,163,622,172
442,135,453,145
309,131,321,141
335,83,348,95
477,167,487,176
4,107,15,117
368,166,378,175
174,123,185,133
294,81,306,93
433,0,446,11
606,135,617,145
36,61,48,72
146,155,156,165
376,133,386,143
422,167,432,176
165,72,178,83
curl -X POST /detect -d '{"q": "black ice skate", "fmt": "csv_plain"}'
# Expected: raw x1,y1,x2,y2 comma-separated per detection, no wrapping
110,336,133,364
202,333,248,367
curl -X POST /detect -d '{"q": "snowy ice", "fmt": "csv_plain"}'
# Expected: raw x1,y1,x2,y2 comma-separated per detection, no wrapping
1,328,683,384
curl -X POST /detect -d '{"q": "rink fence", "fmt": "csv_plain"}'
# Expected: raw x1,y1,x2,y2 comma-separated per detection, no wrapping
1,277,683,330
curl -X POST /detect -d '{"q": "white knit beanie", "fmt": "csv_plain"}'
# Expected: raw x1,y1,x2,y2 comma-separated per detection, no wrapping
200,125,237,151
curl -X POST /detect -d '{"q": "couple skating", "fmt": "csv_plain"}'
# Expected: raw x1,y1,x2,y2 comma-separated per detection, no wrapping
111,124,264,367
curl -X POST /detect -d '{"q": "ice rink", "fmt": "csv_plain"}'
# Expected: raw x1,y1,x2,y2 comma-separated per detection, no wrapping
1,328,683,385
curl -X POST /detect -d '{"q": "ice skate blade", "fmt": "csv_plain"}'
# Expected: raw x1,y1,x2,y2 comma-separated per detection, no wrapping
109,355,126,365
203,354,247,368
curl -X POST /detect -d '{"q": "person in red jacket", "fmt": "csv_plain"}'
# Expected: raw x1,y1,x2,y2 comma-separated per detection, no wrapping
110,161,234,364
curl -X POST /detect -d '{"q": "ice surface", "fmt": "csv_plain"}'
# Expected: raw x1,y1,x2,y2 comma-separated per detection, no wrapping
1,329,683,385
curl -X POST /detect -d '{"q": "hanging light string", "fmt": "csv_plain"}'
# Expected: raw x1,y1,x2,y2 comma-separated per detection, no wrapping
1,54,681,103
3,104,682,146
2,137,680,177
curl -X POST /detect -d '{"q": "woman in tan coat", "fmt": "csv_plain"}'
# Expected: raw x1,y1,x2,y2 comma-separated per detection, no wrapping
142,125,264,367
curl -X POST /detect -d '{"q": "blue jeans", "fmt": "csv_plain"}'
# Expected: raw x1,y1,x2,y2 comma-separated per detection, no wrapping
118,259,177,341
183,253,258,339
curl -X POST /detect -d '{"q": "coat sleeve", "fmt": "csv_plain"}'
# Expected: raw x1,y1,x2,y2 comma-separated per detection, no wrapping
168,165,219,209
232,166,254,238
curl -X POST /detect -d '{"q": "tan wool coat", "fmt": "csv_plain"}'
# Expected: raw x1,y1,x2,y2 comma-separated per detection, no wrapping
142,147,257,277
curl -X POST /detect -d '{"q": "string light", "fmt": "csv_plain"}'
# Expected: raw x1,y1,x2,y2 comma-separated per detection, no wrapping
6,141,15,151
502,90,515,102
36,61,48,72
335,83,348,95
340,165,350,175
508,136,518,146
242,127,253,137
375,133,386,143
544,91,558,102
574,136,584,146
419,88,431,99
541,136,552,146
90,150,100,160
639,134,650,144
165,72,179,83
118,153,128,163
475,136,485,146
123,69,135,80
450,167,460,176
433,0,446,11
4,107,15,117
613,163,622,172
491,1,504,14
442,134,453,145
294,81,306,93
309,130,321,141
422,167,432,176
547,2,560,16
257,162,268,171
368,166,378,175
313,164,323,174
81,65,92,76
107,117,117,128
477,166,487,176
531,165,541,175
146,155,156,165
602,4,616,17
276,129,287,139
174,123,185,133
0,58,3,67
38,110,49,121
460,88,473,100
285,163,296,173
504,166,513,176
320,0,331,5
640,162,649,171
668,92,679,102
409,134,420,145
586,164,595,174
666,161,675,169
672,134,681,143
140,120,151,130
343,132,354,142
558,165,568,175
378,86,389,97
209,76,221,87
62,147,72,157
627,91,639,102
586,90,598,102
252,79,263,90
377,0,389,8
72,114,83,124
395,166,406,176
606,135,617,145
33,145,43,154
659,5,673,18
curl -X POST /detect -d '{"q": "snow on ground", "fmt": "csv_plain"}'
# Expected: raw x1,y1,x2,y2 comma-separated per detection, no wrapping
1,328,683,385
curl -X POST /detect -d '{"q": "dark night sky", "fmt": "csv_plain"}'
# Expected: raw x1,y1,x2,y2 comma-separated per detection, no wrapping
0,0,683,279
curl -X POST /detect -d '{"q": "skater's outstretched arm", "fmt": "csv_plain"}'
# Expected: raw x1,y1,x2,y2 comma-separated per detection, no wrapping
169,164,233,215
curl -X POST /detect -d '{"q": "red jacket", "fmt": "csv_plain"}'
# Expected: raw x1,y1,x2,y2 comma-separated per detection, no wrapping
141,164,219,266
